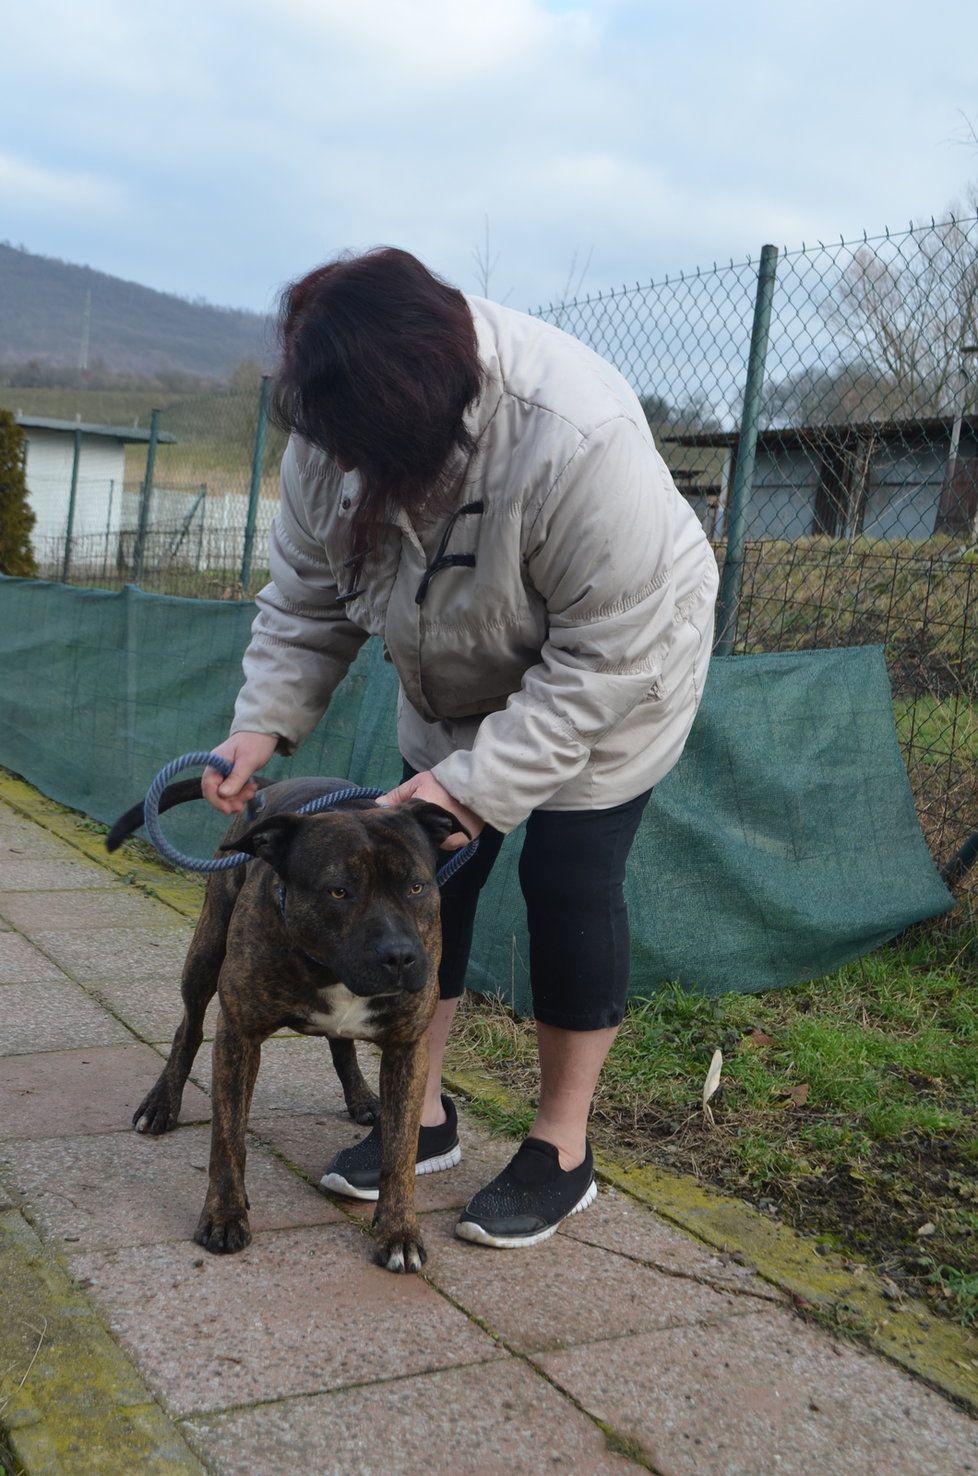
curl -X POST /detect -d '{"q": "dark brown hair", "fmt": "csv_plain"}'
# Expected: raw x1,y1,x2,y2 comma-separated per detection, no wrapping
273,247,483,556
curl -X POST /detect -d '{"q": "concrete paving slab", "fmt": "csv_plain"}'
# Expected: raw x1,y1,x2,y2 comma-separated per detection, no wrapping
249,1106,369,1182
0,805,49,828
0,827,83,860
0,1207,206,1476
1,784,976,1468
0,976,136,1054
0,886,190,934
424,1208,754,1354
561,1185,785,1301
0,819,38,839
189,1033,376,1116
0,931,72,984
539,1310,978,1476
0,1125,345,1253
185,1356,641,1475
29,925,195,983
72,1223,506,1416
254,1106,510,1214
0,1043,211,1139
0,856,126,890
89,975,215,1045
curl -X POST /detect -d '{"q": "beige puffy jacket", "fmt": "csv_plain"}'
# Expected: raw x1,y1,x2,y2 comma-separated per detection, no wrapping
231,296,719,834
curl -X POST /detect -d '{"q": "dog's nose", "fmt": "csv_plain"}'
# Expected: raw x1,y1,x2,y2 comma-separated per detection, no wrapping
380,946,418,978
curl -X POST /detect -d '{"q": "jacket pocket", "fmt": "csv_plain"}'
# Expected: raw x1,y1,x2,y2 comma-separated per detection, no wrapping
647,614,703,702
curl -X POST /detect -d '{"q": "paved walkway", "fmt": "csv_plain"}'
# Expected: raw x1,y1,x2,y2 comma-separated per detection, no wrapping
0,794,976,1476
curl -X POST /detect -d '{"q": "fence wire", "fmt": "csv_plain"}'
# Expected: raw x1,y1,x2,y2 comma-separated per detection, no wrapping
534,217,978,873
13,216,978,870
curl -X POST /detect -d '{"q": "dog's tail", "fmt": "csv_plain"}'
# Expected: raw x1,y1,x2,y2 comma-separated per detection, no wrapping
105,776,273,853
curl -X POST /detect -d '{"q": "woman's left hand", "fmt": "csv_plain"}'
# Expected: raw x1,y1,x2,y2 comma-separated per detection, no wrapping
377,770,484,851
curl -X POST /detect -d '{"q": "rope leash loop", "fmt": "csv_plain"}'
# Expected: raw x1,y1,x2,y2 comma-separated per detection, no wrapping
141,752,478,884
434,838,480,884
143,751,250,871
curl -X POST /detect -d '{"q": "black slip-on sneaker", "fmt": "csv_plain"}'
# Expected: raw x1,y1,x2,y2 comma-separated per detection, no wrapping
320,1094,461,1201
454,1137,596,1248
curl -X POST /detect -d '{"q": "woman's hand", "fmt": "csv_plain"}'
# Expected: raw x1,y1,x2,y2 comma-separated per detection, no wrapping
378,770,484,851
201,732,278,815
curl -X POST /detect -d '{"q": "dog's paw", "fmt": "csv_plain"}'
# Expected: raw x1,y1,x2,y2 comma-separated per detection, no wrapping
194,1211,252,1255
373,1226,426,1274
132,1084,180,1135
348,1089,381,1126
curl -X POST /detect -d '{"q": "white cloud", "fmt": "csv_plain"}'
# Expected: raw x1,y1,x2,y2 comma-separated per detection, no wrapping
270,0,593,85
0,0,975,312
0,151,124,212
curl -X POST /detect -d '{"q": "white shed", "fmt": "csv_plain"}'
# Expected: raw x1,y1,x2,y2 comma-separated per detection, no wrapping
14,414,176,567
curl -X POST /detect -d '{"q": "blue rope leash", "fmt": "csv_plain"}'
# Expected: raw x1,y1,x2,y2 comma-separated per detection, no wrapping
142,751,478,885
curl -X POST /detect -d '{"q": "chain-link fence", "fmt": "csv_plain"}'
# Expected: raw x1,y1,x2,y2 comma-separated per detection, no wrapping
14,370,283,598
14,215,978,873
534,216,978,874
537,217,978,542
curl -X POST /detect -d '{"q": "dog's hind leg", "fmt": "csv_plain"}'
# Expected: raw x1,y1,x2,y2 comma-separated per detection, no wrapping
133,882,233,1134
328,1039,380,1125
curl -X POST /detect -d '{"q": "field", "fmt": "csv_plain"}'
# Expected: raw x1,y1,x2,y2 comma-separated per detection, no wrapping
0,383,177,428
0,381,284,498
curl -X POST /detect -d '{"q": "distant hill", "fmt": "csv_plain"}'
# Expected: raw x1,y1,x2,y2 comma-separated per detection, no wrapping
0,243,273,379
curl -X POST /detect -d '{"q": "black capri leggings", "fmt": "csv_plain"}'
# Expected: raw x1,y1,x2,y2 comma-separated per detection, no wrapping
402,762,652,1031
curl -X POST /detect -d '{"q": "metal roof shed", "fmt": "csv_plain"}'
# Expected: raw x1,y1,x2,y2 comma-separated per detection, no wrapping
665,415,978,541
14,414,176,561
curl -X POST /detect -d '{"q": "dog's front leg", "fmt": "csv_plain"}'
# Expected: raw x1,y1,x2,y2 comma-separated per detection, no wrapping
372,1038,427,1273
194,1013,260,1254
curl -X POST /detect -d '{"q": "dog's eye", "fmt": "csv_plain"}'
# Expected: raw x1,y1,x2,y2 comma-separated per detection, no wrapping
408,882,425,896
328,887,348,900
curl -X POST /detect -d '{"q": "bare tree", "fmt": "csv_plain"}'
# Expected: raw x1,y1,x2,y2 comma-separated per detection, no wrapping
556,245,594,312
471,216,502,299
819,200,978,420
762,361,913,427
470,219,592,312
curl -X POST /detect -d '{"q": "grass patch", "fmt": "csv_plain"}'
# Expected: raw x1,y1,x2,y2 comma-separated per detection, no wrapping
445,905,978,1329
894,695,978,767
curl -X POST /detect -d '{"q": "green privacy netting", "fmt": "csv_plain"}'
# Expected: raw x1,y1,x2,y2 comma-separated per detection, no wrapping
0,577,953,1009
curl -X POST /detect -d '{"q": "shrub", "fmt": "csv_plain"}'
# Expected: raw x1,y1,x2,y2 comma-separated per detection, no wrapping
0,408,36,576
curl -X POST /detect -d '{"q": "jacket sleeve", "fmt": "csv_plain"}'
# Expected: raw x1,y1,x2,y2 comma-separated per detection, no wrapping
430,417,680,831
230,438,369,754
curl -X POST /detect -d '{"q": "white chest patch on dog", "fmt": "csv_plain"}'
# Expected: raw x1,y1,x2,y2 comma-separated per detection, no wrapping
303,984,390,1041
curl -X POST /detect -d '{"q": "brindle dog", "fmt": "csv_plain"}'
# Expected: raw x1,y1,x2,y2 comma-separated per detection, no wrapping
107,778,459,1273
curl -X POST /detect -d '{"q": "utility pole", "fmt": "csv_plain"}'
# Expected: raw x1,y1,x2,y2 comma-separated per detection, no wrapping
78,288,92,371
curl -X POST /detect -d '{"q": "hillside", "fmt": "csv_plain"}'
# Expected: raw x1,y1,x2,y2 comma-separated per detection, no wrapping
0,243,273,378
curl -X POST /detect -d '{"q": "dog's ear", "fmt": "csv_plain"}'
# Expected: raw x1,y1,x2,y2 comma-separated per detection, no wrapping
223,813,302,874
402,800,471,853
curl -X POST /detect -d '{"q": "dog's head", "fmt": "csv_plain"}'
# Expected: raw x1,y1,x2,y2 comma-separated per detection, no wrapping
225,800,460,996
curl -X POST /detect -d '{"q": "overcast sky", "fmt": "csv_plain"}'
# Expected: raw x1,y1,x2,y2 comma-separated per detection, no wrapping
2,0,977,316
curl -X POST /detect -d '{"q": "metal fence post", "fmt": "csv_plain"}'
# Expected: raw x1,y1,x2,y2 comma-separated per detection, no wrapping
132,408,160,586
103,477,115,578
240,375,271,592
714,243,778,656
61,425,82,582
196,483,207,572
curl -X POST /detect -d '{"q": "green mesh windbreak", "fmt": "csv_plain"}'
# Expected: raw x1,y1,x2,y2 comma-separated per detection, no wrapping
0,578,952,1008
